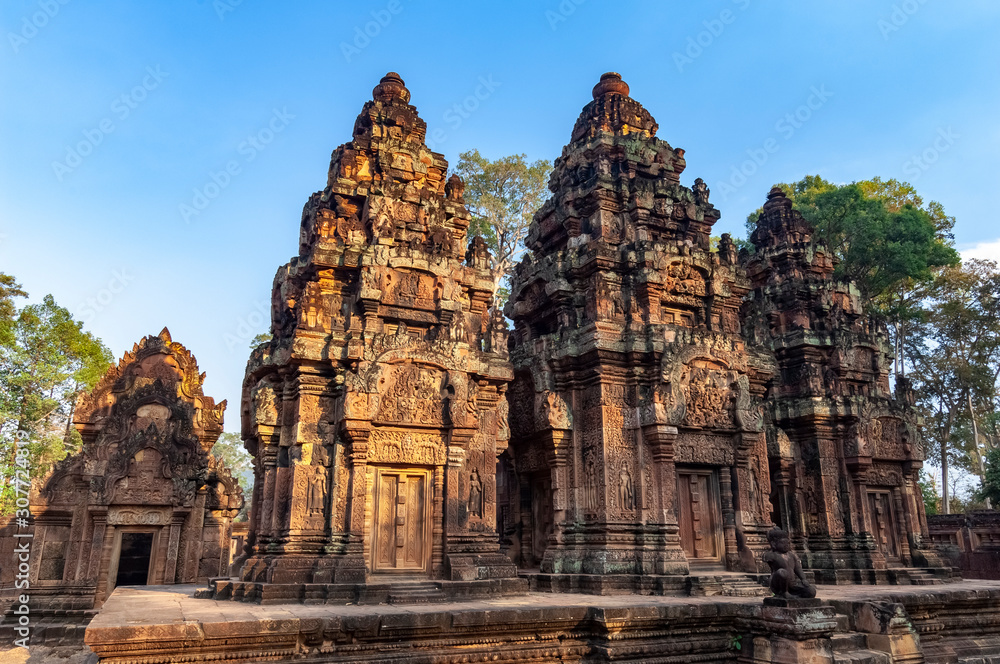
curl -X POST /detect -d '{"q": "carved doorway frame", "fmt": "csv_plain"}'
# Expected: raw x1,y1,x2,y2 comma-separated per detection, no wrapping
104,525,162,599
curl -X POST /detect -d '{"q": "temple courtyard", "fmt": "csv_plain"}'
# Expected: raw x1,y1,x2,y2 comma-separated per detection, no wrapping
4,66,1000,664
78,579,1000,662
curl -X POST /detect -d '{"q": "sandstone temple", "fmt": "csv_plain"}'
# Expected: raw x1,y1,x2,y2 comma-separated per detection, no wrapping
0,329,243,637
6,72,1000,663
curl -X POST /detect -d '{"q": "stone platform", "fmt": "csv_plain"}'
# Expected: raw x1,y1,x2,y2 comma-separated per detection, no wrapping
206,575,528,605
84,580,1000,663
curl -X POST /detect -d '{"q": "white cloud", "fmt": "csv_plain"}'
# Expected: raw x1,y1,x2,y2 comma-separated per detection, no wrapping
961,239,1000,264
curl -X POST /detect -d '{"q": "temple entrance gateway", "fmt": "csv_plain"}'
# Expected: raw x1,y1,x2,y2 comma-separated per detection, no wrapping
676,468,724,567
114,532,154,587
372,468,431,574
868,489,901,563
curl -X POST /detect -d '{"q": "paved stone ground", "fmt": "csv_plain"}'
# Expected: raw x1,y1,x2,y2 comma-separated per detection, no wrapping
6,578,1000,662
0,645,96,664
91,578,1000,626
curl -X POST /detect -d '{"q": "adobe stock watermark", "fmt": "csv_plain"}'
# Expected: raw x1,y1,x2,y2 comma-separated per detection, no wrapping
902,127,958,181
878,0,930,40
715,85,834,201
9,429,35,649
546,0,587,31
673,0,752,73
212,0,242,20
77,269,135,324
52,66,168,182
426,75,501,151
341,0,405,62
8,0,71,54
224,300,269,352
180,108,294,224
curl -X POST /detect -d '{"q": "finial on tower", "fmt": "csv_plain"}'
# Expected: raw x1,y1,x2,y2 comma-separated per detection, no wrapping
373,72,410,103
592,72,630,99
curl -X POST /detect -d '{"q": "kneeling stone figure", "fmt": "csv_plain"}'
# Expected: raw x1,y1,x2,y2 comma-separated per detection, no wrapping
763,528,817,599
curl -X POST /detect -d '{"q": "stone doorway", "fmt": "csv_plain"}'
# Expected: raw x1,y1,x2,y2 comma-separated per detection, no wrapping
867,489,901,563
675,467,724,568
372,468,431,574
530,475,553,567
114,532,154,587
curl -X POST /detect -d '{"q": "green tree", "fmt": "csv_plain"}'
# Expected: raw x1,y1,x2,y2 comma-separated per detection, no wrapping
745,176,959,374
211,431,254,521
909,260,1000,512
0,273,27,347
0,291,113,514
975,446,1000,507
918,470,940,516
455,150,552,306
250,332,271,349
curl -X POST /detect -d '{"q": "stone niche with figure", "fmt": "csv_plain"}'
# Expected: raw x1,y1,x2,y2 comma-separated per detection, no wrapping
220,73,522,605
0,328,243,623
502,73,776,593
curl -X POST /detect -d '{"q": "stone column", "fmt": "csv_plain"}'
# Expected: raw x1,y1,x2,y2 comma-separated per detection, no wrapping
338,420,369,583
86,509,107,584
443,425,475,580
643,422,688,574
546,429,572,537
164,512,185,584
891,486,913,564
719,466,739,570
432,464,445,576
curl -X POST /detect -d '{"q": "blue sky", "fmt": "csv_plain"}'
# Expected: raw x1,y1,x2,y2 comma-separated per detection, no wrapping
1,1,998,434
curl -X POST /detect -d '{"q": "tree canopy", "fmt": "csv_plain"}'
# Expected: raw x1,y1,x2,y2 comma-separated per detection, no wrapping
0,276,113,514
746,175,958,305
211,431,255,521
455,150,552,306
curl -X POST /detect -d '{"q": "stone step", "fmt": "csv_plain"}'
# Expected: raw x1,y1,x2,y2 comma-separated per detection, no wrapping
908,570,945,585
386,583,447,605
831,632,868,652
688,574,769,597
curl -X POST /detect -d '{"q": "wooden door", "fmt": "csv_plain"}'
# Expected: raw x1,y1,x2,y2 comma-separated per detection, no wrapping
373,469,430,574
867,490,900,562
676,468,723,565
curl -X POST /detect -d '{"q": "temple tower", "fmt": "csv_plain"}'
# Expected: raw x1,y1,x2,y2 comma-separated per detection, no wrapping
743,187,944,582
231,74,521,603
504,73,774,592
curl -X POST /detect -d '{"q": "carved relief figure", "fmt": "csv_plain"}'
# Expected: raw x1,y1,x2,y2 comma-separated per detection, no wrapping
618,464,635,511
468,469,484,518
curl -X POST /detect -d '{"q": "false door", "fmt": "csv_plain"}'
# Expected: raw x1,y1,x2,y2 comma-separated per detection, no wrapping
372,468,431,574
676,468,724,566
867,490,901,562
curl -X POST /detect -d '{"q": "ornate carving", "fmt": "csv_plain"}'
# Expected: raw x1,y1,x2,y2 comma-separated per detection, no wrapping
374,365,446,425
107,507,171,526
368,429,447,466
680,365,734,429
867,463,902,487
538,391,572,430
675,434,734,466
